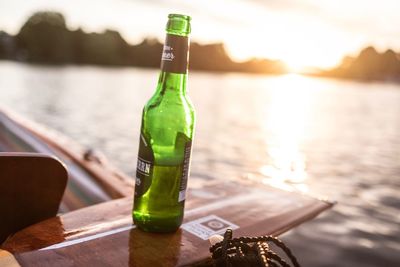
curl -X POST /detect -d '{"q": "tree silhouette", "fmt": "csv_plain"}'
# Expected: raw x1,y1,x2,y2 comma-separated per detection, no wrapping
0,11,287,74
322,46,400,82
16,12,73,63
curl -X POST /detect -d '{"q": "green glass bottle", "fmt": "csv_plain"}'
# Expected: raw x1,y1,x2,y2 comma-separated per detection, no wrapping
133,14,195,232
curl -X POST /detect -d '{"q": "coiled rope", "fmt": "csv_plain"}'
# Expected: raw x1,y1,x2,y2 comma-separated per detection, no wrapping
210,229,301,267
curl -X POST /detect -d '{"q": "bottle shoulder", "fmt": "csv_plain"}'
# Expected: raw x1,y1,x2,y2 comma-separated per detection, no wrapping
144,93,195,117
141,94,195,151
142,92,195,133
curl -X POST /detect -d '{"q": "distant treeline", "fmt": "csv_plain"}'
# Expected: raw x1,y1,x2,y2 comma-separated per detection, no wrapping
318,47,400,82
1,11,400,82
0,11,286,74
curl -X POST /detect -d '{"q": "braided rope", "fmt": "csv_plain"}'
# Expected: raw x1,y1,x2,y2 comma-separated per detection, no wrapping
210,229,301,267
267,250,290,267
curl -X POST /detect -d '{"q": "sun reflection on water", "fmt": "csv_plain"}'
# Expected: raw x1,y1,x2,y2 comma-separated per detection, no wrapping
259,74,314,193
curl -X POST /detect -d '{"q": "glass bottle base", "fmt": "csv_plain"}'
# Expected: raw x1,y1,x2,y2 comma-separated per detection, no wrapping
133,211,183,233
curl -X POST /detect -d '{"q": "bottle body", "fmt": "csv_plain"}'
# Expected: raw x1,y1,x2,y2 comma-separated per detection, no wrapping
133,14,194,232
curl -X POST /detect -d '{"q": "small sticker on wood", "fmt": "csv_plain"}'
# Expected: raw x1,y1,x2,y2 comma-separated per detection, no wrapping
182,215,239,240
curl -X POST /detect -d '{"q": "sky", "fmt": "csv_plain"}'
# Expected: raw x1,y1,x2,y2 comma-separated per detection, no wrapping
0,0,399,71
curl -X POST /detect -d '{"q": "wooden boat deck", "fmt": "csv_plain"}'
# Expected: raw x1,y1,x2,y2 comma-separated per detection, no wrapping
1,179,333,267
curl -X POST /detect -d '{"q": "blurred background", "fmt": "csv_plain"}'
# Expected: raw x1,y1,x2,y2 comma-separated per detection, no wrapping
0,1,399,266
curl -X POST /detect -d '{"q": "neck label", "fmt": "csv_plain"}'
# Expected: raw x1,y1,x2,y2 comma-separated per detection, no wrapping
161,34,189,74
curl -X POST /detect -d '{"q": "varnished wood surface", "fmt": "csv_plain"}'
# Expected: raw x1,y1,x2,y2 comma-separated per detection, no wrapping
2,179,333,266
0,153,67,244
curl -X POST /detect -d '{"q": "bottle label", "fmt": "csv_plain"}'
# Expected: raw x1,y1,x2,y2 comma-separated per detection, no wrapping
161,34,189,74
178,139,192,202
134,131,193,202
135,133,154,198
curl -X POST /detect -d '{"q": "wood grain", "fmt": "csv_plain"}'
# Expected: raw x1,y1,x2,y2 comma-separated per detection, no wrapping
2,179,333,266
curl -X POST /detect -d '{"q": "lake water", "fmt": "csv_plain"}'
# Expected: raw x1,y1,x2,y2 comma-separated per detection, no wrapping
0,61,399,266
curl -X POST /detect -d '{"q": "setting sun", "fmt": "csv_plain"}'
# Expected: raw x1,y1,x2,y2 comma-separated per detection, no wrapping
224,15,350,72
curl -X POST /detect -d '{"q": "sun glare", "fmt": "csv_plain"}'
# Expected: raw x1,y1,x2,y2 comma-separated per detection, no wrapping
278,48,343,74
259,74,315,192
224,11,348,73
284,58,311,74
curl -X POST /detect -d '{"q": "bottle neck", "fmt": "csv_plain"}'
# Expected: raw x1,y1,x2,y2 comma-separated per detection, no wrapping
157,71,187,95
157,32,189,95
160,33,189,74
